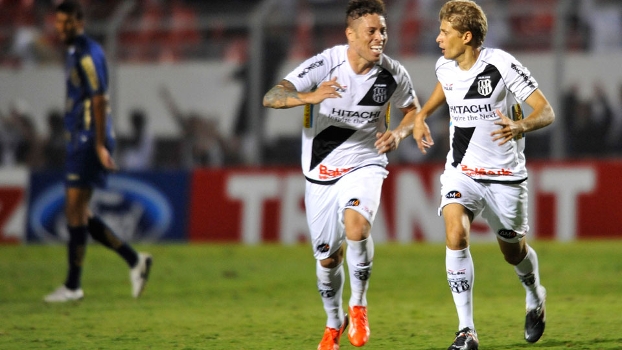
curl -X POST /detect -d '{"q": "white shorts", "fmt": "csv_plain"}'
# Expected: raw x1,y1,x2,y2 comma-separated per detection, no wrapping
439,167,529,243
305,166,388,260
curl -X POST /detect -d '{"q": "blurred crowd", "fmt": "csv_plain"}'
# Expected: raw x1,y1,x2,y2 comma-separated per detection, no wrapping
1,0,621,170
2,80,621,170
1,0,621,68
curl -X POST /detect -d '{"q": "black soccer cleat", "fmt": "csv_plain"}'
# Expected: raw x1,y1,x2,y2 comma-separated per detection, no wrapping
524,302,546,343
448,327,479,350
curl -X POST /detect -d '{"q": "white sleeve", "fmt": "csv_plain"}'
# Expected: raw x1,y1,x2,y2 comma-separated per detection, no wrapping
503,56,538,102
391,64,416,108
283,51,331,93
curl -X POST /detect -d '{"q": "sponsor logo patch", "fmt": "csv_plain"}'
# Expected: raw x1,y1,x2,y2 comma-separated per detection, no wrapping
498,229,517,239
445,191,462,199
316,243,330,253
346,198,360,207
297,60,324,78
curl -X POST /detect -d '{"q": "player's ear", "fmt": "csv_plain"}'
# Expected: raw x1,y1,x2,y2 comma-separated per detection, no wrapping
462,31,473,46
345,26,355,42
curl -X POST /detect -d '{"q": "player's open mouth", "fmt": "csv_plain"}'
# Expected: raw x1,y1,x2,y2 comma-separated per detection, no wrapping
371,45,383,54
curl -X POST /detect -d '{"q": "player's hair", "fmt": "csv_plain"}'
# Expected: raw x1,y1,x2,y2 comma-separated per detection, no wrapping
439,0,487,48
346,0,386,27
56,0,84,21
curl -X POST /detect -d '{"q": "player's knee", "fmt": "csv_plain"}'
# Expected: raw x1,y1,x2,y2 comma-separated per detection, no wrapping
319,247,344,268
445,227,469,250
344,220,371,241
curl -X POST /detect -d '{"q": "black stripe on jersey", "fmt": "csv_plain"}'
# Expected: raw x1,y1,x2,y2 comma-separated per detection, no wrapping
464,64,502,99
451,126,475,168
358,68,397,106
310,125,356,171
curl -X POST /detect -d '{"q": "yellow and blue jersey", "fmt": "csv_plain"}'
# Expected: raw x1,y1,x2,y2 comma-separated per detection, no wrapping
63,34,114,188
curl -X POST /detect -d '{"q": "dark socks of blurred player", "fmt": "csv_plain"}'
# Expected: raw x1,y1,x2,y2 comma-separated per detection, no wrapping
88,216,138,267
65,226,87,290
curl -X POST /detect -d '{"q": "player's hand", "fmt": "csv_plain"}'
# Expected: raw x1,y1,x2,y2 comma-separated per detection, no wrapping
375,130,400,154
413,118,434,154
307,77,343,104
491,109,523,145
96,145,118,172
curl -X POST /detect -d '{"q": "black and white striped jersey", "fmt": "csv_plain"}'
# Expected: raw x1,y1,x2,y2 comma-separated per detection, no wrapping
284,45,416,184
436,47,538,183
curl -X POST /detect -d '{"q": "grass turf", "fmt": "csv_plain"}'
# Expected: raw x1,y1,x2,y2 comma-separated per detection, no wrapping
0,240,621,349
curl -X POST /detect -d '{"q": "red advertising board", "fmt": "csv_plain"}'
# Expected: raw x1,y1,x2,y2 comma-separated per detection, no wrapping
0,168,27,244
188,160,622,243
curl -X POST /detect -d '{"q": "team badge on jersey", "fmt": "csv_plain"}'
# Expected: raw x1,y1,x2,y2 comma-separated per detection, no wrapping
372,85,387,104
477,78,493,96
464,64,501,99
358,69,397,106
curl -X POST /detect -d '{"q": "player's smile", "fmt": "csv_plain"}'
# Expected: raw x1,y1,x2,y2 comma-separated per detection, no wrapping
370,43,384,55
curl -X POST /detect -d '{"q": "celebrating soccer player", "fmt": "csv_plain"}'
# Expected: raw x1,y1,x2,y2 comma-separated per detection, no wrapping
263,0,421,348
391,0,554,348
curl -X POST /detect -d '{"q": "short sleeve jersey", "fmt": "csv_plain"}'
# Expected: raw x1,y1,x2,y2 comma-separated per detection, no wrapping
284,45,416,184
63,34,113,140
435,48,538,183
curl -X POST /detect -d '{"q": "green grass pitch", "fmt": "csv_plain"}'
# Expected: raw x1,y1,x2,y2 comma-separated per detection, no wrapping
1,240,621,349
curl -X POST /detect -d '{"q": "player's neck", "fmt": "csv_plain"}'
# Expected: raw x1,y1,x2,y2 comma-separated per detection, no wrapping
456,47,481,71
347,51,375,75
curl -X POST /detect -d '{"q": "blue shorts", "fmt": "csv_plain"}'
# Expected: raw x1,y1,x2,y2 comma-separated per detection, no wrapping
65,130,115,189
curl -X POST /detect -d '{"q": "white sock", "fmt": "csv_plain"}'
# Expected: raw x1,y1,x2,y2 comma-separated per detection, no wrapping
346,236,374,307
446,246,475,331
514,245,544,309
317,261,345,329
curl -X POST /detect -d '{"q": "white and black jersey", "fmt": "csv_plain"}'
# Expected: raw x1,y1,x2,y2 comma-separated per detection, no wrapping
284,45,416,184
436,48,538,183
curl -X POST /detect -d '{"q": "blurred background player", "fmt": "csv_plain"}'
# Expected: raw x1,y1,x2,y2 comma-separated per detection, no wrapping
44,0,152,303
263,0,420,348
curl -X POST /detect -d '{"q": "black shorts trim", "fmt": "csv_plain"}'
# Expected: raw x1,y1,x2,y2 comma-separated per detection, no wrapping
473,177,528,184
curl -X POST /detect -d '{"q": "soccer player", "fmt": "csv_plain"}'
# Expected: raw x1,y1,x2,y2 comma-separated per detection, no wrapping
44,0,152,302
263,1,420,348
390,0,554,348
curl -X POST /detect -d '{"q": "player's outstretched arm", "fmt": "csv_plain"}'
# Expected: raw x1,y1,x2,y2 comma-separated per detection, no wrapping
263,77,343,109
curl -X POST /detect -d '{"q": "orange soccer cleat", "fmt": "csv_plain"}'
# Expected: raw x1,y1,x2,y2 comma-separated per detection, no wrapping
348,306,370,347
318,316,349,350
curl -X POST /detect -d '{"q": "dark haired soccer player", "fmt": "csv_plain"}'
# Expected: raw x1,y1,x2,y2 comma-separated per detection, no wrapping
263,0,420,348
44,0,152,302
391,0,554,348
